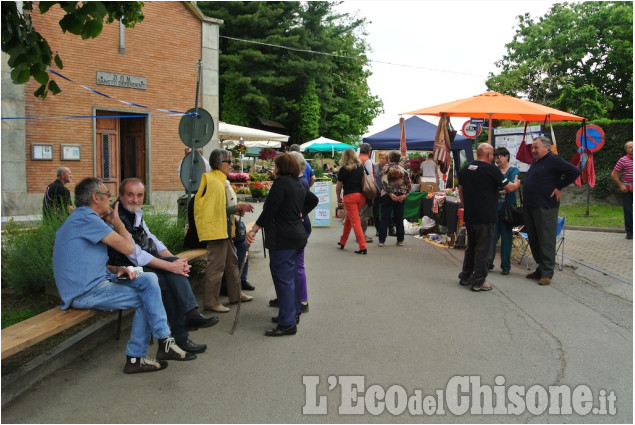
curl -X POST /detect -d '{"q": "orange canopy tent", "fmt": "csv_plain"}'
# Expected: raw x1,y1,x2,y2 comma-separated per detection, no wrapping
403,91,585,142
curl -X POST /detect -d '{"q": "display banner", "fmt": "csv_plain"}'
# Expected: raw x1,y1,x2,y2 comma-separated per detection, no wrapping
311,180,332,227
493,125,543,172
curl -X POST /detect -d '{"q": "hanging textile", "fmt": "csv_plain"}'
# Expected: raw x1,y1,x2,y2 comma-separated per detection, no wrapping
433,115,452,173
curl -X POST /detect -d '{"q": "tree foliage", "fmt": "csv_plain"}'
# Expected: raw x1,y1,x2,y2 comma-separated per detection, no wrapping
198,1,383,144
1,1,144,99
298,77,320,142
486,1,632,120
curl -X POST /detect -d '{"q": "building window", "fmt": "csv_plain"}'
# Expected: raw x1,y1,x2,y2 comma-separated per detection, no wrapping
102,134,110,179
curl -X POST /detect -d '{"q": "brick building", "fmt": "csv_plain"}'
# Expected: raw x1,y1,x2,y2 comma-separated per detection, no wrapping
1,2,222,216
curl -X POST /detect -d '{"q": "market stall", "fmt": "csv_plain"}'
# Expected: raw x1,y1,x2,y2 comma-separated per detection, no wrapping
363,116,474,170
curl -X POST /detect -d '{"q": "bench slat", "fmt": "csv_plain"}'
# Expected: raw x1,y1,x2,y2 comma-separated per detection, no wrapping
175,248,207,262
1,308,97,360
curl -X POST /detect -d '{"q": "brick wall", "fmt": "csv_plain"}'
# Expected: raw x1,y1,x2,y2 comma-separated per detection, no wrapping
25,2,202,194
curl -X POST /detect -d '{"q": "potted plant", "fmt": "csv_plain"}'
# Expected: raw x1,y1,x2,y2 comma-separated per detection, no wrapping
249,182,269,201
235,186,251,201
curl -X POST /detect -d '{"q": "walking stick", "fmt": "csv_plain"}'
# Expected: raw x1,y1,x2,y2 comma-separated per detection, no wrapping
230,217,249,335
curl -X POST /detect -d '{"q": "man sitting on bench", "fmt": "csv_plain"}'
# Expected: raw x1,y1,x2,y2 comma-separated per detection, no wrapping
53,178,194,374
108,178,218,355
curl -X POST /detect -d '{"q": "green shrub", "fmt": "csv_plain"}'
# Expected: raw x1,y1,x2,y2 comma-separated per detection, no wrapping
142,209,185,254
592,169,620,200
1,215,64,294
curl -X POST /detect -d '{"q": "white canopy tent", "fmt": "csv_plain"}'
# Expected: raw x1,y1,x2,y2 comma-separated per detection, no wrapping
218,121,289,142
219,140,281,149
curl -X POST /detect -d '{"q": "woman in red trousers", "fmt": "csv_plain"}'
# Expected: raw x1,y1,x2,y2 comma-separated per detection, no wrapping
336,148,368,254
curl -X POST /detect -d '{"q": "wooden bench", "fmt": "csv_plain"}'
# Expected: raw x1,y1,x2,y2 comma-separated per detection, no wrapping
0,249,208,361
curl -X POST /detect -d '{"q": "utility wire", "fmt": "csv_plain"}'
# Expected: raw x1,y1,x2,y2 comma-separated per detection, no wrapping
220,35,485,78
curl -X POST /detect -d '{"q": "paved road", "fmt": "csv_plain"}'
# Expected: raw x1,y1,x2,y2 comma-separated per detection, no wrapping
2,203,632,423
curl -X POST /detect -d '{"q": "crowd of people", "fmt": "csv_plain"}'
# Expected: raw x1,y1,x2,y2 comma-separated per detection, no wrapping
47,136,630,373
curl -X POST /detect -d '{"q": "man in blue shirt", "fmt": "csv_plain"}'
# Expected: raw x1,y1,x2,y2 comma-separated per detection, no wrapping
523,136,580,286
53,178,194,374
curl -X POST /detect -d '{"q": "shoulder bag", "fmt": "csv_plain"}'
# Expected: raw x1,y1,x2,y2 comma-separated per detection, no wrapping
361,166,378,199
502,186,524,228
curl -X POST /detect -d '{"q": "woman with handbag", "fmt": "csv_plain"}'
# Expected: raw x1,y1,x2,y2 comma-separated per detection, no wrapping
489,147,521,275
336,148,368,254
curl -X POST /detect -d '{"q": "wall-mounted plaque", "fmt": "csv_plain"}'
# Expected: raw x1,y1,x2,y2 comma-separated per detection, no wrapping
61,145,81,161
97,71,146,90
31,144,53,160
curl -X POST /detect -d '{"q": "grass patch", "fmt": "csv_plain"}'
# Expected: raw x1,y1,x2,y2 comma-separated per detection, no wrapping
559,203,624,229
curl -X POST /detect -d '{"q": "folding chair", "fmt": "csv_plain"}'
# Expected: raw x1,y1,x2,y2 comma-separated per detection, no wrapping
511,225,533,269
555,216,566,270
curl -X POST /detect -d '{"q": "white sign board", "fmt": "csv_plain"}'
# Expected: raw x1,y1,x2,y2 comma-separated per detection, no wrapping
493,125,542,172
311,180,332,227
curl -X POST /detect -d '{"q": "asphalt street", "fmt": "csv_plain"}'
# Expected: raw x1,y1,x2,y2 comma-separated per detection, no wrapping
2,201,632,423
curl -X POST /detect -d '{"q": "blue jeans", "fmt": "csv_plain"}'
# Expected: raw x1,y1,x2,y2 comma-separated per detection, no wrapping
71,273,170,358
144,257,198,341
235,239,249,281
490,216,513,272
269,249,302,327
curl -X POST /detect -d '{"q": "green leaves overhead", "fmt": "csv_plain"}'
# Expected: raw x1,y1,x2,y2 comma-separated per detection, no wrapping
486,2,633,120
1,1,144,99
199,1,382,144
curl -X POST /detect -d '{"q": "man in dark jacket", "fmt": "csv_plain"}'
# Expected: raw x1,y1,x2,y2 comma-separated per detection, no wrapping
43,167,74,219
108,178,218,354
458,144,519,292
523,136,580,286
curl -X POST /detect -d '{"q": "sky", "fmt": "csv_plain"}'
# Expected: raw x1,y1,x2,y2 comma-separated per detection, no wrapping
334,0,559,137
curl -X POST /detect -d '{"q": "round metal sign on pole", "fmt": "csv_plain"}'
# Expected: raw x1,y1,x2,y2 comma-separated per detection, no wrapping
576,124,605,152
179,150,207,193
179,107,215,148
461,120,482,139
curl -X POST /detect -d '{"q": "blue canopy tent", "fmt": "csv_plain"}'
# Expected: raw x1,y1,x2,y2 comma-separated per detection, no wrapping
363,116,474,168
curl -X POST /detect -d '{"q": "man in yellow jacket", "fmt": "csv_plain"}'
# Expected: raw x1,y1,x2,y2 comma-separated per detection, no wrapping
195,149,255,313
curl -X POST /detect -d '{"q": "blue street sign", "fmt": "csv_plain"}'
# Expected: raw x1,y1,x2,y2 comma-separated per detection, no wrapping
470,118,486,124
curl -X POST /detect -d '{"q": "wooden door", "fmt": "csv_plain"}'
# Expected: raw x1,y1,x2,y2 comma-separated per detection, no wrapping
95,112,120,197
120,116,146,183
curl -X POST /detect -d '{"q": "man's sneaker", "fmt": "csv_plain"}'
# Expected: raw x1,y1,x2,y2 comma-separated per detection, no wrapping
471,282,493,292
378,242,384,247
396,240,404,246
459,277,472,286
124,356,167,374
156,336,197,361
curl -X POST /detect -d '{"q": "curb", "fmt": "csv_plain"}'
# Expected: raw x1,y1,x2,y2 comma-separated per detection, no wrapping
567,225,625,233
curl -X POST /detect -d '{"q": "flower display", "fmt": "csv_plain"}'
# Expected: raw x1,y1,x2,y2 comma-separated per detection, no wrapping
228,172,249,182
249,182,269,198
259,148,277,161
407,158,423,172
231,144,248,158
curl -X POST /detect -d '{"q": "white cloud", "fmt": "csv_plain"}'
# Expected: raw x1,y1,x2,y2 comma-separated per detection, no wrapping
335,0,559,136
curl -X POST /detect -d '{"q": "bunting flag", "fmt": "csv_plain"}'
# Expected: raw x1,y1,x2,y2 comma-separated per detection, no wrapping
46,67,184,114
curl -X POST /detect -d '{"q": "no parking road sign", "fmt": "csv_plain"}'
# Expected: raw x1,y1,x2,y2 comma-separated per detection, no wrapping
462,120,482,139
576,124,605,152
